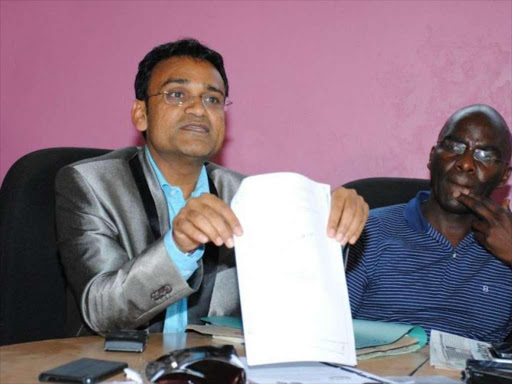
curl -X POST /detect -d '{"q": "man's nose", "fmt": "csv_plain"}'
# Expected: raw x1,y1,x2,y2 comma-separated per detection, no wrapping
184,95,206,115
455,149,476,173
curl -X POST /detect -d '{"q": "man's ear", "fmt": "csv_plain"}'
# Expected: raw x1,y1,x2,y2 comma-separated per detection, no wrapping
498,165,512,187
131,100,148,132
427,146,435,171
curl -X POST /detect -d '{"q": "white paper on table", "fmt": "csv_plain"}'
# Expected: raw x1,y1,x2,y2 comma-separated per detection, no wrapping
231,173,356,367
242,357,397,384
429,330,492,370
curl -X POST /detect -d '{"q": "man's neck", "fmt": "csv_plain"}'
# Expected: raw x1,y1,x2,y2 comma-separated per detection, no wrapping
421,197,473,249
149,149,205,200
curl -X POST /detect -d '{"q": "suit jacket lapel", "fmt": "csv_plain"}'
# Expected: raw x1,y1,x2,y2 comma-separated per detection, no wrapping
138,148,170,236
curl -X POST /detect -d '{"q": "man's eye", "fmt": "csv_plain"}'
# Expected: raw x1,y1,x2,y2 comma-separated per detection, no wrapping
169,91,185,99
204,95,221,105
443,141,466,154
475,149,497,163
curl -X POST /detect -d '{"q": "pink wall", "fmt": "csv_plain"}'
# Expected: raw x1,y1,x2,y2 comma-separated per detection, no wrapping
1,1,511,198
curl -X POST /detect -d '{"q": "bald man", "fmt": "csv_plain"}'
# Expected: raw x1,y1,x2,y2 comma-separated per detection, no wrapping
347,104,512,342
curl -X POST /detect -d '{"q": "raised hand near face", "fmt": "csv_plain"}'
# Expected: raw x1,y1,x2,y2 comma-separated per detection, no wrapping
327,187,369,246
456,192,512,265
173,193,243,253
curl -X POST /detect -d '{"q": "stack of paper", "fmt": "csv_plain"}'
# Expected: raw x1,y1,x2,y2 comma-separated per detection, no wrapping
231,173,356,367
430,330,493,370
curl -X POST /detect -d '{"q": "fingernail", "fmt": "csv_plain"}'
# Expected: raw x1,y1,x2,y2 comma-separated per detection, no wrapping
234,226,243,236
453,190,460,198
215,237,223,246
327,228,336,238
349,236,357,244
341,237,348,246
335,233,344,243
199,235,209,243
226,238,234,248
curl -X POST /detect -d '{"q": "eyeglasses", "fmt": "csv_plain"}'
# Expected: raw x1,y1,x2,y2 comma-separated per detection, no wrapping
437,138,508,166
145,345,246,384
147,89,233,112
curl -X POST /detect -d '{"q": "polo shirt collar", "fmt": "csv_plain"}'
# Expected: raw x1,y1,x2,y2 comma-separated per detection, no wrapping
145,146,209,197
404,190,431,232
404,190,477,250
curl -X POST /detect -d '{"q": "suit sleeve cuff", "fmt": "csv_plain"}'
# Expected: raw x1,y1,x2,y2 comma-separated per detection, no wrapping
163,230,204,280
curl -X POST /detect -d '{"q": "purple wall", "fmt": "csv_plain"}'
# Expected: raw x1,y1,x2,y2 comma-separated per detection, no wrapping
1,1,511,197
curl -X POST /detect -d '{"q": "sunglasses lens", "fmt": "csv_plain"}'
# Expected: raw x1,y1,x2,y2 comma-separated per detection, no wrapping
189,360,246,384
154,372,204,384
147,346,246,384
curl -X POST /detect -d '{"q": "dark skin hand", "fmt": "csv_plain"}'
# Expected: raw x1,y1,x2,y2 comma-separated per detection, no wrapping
455,191,512,265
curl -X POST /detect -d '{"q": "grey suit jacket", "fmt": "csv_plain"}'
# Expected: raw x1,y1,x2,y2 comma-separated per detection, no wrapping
55,147,245,334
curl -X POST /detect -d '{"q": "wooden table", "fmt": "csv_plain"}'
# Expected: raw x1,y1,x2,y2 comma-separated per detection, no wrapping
0,333,461,383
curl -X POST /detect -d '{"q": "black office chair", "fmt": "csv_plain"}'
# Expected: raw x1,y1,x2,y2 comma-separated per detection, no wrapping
343,177,430,209
0,147,111,346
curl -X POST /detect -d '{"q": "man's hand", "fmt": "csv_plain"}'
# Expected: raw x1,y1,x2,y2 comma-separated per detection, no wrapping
173,193,243,253
456,193,512,265
327,187,369,245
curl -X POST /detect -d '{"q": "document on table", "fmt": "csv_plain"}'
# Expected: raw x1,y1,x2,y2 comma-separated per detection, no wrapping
231,173,356,366
242,358,398,384
430,330,493,370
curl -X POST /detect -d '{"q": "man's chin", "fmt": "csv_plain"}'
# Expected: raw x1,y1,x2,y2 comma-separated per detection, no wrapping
181,147,218,161
440,198,472,215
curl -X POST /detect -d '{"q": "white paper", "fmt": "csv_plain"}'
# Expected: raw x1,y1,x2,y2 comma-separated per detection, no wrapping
242,357,397,384
430,330,492,370
231,173,356,366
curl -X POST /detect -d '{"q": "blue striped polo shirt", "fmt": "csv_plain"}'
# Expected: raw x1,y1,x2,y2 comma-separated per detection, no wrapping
346,191,512,342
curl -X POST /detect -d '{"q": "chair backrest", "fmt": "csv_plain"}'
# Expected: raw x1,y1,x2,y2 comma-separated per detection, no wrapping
343,177,430,209
0,147,111,346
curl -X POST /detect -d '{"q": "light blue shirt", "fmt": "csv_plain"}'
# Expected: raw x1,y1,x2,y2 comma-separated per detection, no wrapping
146,147,209,333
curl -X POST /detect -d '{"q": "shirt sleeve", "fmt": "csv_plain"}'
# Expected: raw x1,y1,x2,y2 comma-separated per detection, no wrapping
163,230,204,280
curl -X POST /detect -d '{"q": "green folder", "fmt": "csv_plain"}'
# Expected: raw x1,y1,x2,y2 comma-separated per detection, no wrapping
353,319,427,349
201,316,427,355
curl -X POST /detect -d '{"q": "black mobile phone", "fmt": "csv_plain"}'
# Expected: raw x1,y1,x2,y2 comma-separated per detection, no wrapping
39,358,127,384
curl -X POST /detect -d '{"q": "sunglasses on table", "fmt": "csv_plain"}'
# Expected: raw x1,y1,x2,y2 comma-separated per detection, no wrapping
146,345,247,384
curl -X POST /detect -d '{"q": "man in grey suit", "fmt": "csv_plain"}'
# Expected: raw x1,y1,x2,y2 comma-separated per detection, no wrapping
56,39,368,335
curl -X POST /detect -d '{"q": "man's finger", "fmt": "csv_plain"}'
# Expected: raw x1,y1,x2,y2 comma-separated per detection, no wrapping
471,219,488,234
173,220,207,252
192,194,243,236
184,207,225,246
334,190,360,244
456,193,498,222
349,199,369,244
473,230,486,246
200,204,237,248
211,199,244,237
327,188,347,238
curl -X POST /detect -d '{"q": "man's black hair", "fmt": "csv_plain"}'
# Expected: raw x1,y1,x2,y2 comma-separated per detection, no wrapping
134,38,229,100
